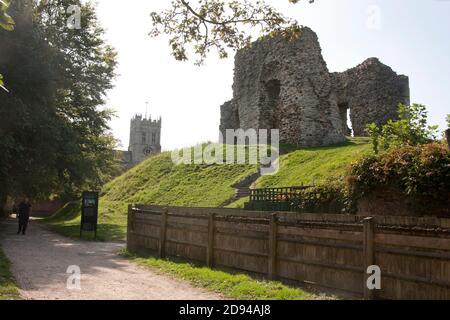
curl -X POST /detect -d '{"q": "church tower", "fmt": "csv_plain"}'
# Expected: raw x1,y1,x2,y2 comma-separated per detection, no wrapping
128,113,161,164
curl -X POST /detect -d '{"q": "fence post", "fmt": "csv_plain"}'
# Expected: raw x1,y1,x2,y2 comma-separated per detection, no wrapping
206,213,216,268
363,217,375,300
127,204,133,252
268,213,278,280
159,209,168,258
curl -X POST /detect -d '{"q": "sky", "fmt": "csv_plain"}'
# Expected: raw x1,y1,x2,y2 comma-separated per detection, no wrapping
95,0,450,151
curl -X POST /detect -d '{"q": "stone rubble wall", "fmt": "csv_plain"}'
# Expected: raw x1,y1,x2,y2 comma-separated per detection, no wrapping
220,27,410,147
333,58,410,136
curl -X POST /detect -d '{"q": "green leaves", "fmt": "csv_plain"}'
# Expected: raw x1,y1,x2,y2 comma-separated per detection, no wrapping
0,0,14,92
0,0,15,31
150,0,312,65
347,142,450,215
1,0,118,201
0,74,4,88
33,0,119,198
366,123,380,155
0,73,8,92
366,103,439,154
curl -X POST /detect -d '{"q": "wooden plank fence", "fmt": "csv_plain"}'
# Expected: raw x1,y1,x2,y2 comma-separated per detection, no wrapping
127,205,450,300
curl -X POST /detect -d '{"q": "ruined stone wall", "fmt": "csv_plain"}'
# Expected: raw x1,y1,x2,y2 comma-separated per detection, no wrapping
333,58,410,136
220,27,410,147
222,27,345,147
219,100,239,135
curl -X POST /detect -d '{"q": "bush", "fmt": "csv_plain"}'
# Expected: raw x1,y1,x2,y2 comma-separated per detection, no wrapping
291,180,356,214
346,142,450,214
367,104,438,154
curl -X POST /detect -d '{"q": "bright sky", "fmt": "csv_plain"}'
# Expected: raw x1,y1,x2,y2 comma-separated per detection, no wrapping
95,0,450,151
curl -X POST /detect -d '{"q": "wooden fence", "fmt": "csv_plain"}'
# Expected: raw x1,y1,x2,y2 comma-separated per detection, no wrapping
127,205,450,300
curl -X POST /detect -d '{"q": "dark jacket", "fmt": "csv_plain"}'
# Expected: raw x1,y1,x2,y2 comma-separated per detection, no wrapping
18,202,31,221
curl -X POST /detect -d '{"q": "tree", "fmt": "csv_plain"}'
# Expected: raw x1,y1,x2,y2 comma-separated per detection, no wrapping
366,104,439,154
0,0,119,214
150,0,314,64
35,0,120,198
0,0,14,91
0,0,14,30
445,114,450,150
0,0,60,212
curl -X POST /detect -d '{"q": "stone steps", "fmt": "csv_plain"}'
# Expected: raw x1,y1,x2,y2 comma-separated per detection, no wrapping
219,172,261,208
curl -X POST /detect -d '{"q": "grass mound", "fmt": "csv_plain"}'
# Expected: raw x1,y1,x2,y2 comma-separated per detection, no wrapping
47,138,371,240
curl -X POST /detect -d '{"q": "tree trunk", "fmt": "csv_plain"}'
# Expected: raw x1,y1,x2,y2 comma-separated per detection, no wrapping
446,129,450,151
0,191,7,217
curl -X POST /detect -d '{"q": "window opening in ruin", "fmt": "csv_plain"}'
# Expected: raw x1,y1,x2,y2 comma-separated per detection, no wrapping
347,108,354,137
339,103,353,137
141,132,146,144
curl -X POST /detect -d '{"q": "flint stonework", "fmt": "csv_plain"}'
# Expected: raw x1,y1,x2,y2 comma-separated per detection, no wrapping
220,27,410,147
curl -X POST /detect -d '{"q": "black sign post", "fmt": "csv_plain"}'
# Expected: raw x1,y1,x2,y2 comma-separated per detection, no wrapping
80,191,99,239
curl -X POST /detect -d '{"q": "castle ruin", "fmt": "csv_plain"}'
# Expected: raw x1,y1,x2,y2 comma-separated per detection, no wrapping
220,27,410,147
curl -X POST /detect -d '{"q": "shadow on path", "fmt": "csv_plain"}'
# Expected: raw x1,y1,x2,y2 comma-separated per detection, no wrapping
0,217,221,300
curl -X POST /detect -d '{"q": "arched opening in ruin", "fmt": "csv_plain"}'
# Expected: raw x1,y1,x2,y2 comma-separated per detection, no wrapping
265,79,282,130
338,103,353,137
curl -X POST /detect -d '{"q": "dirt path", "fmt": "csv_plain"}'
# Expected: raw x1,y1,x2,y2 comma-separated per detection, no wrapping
0,218,222,300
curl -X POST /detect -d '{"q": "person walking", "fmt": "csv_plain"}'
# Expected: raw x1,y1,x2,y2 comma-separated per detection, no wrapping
17,198,32,235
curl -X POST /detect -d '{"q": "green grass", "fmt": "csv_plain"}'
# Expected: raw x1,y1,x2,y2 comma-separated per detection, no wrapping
257,137,372,187
226,196,250,209
122,251,330,300
44,201,126,241
46,138,372,241
0,247,20,300
101,151,257,207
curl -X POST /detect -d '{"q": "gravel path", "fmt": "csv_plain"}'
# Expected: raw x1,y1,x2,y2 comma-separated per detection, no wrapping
0,218,222,300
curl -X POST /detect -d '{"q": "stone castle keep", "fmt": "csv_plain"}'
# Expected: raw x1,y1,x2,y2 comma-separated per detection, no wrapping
220,27,410,147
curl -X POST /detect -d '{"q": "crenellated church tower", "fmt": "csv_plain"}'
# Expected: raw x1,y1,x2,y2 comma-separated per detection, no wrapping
128,114,161,164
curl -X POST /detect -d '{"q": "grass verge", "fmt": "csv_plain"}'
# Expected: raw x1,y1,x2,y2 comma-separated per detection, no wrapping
122,250,332,300
0,247,21,300
43,202,126,241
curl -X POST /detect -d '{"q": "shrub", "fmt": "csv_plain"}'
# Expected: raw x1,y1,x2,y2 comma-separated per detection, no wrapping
291,180,356,214
346,142,450,214
367,104,439,154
